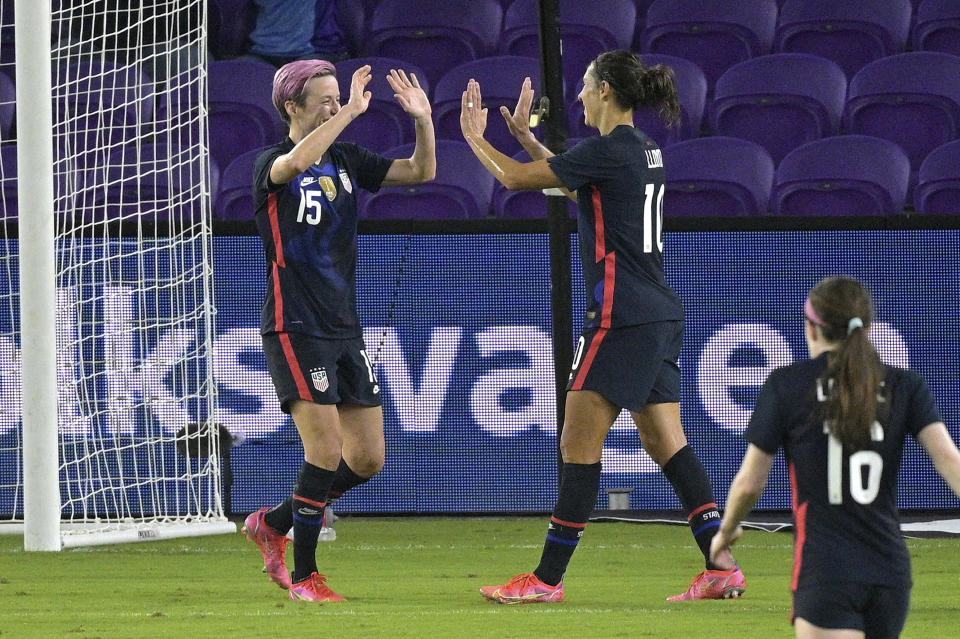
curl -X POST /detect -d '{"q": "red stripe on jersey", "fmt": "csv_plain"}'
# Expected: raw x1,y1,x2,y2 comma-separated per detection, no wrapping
272,262,284,332
600,252,616,329
687,502,718,521
789,461,807,592
591,186,605,263
571,327,608,390
292,494,327,509
268,192,285,267
550,516,587,529
279,332,312,401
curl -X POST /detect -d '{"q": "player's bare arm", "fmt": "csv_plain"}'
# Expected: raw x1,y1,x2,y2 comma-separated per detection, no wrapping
382,68,436,186
460,78,564,191
709,444,775,563
918,422,960,497
271,65,373,185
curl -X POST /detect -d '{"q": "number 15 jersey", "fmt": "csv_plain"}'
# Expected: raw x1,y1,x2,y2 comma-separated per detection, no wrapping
744,353,943,589
253,138,392,338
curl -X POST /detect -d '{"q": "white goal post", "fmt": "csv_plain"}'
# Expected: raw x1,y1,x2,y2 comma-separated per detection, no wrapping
0,0,234,549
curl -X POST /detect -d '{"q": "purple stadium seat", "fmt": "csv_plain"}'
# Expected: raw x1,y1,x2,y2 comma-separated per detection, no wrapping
915,139,960,214
368,0,503,86
913,0,960,55
433,56,543,157
843,52,960,197
360,140,495,219
0,70,13,141
214,147,263,221
499,0,637,102
335,57,430,153
492,146,578,218
775,0,912,79
640,0,778,94
208,0,257,59
568,53,707,146
206,59,286,171
662,137,774,216
91,143,219,221
0,143,16,221
53,60,154,137
773,135,910,216
710,53,847,164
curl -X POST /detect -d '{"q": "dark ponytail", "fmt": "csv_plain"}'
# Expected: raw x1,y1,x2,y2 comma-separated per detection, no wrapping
807,277,886,449
590,50,682,128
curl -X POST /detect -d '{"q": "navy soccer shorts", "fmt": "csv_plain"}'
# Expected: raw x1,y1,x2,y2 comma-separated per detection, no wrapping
793,580,910,638
262,332,382,413
566,321,683,413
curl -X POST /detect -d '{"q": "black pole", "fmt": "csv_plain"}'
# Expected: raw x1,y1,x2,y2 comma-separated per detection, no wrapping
537,0,573,480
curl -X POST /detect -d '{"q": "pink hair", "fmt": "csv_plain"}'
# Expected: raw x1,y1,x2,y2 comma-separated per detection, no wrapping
271,59,337,122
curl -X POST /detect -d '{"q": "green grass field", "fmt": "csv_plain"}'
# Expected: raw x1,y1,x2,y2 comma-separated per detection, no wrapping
1,517,958,638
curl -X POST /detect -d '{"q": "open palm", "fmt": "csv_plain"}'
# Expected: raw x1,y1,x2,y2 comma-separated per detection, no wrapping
387,69,431,119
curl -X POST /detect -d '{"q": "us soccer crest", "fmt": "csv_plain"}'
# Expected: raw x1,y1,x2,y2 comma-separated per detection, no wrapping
310,367,329,392
318,176,337,201
338,168,353,194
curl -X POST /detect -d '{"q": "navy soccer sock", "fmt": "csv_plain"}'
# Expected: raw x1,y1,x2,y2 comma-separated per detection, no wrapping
662,445,724,569
533,462,602,587
263,498,292,535
290,461,337,583
326,458,371,505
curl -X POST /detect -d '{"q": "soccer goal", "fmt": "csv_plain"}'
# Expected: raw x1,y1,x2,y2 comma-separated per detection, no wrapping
0,0,234,549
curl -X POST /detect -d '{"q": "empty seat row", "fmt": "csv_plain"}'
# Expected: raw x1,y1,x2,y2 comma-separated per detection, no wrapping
208,137,960,221
207,0,960,97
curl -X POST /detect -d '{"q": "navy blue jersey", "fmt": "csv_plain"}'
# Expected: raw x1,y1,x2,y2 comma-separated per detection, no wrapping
547,126,683,329
253,138,392,338
745,354,943,589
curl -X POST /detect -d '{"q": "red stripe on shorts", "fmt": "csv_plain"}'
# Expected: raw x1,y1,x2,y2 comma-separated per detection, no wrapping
571,327,608,390
279,332,312,401
687,502,718,521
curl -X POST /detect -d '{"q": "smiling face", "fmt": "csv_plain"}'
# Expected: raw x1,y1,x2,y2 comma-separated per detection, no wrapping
287,74,341,139
577,64,604,129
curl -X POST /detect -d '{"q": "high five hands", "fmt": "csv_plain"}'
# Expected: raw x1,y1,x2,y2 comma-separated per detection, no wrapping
386,68,431,120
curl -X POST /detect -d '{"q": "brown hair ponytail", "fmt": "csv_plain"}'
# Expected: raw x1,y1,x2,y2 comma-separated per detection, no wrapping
807,277,886,449
590,50,682,127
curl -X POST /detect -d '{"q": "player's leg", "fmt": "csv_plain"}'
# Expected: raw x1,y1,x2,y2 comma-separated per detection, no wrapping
638,403,745,600
794,620,864,639
480,389,619,604
328,339,386,504
634,403,733,569
286,398,347,602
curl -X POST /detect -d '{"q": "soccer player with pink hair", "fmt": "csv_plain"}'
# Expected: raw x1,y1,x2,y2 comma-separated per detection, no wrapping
242,59,435,602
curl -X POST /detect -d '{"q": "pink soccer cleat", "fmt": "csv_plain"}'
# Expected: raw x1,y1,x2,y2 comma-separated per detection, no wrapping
242,507,291,590
480,573,565,604
289,572,347,602
667,566,746,601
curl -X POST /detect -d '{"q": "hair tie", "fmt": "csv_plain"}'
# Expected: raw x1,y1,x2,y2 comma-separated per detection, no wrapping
847,317,864,335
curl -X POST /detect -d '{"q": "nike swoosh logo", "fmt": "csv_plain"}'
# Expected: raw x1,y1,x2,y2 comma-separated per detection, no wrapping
298,507,321,516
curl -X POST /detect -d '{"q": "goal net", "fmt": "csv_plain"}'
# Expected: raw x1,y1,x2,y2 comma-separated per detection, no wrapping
0,0,233,548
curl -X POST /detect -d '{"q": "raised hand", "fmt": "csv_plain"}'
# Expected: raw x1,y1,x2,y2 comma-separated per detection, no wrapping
348,64,373,115
386,69,431,120
500,76,536,142
460,78,488,140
